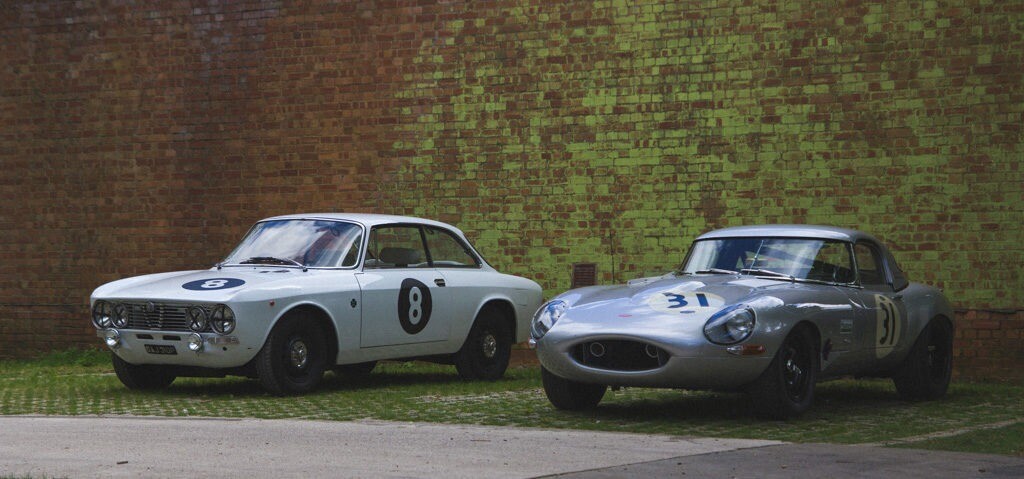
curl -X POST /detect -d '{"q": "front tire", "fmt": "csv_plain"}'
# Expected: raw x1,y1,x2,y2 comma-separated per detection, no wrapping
454,307,513,380
893,319,952,401
112,354,176,390
749,326,818,419
541,367,606,410
256,314,328,395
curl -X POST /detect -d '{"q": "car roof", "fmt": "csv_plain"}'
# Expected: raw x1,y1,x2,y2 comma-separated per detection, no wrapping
260,213,461,232
696,224,881,244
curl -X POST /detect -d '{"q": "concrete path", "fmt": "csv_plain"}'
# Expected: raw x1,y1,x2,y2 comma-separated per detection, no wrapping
0,416,775,478
1,416,1021,478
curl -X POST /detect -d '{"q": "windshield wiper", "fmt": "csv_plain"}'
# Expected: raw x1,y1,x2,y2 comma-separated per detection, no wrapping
695,268,738,275
240,256,307,271
740,268,794,281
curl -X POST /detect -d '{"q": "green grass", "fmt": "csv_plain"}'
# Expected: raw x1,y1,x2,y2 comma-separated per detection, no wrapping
1,349,1021,456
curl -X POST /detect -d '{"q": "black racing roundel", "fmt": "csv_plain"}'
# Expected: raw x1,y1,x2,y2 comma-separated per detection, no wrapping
398,278,432,334
182,278,246,291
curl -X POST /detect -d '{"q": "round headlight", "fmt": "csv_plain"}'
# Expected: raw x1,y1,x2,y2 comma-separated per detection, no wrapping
112,303,129,329
531,300,567,339
210,304,236,334
704,305,756,345
92,301,114,329
186,306,209,332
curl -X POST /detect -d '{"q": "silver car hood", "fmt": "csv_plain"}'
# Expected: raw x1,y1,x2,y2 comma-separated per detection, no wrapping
552,274,789,335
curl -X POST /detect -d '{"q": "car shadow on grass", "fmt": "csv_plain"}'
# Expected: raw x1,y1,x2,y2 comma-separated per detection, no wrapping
157,367,472,398
573,380,918,423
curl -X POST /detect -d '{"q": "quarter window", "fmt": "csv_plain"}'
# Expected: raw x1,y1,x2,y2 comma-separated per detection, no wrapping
854,243,887,288
424,227,480,268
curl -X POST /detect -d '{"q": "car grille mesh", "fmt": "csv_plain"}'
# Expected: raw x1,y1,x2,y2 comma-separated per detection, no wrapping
123,303,210,332
571,340,669,372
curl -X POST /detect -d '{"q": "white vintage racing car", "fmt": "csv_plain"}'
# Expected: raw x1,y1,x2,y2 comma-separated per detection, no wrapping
91,213,542,394
530,225,954,418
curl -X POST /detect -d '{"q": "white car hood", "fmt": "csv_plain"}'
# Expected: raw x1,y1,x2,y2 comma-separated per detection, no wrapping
92,267,319,304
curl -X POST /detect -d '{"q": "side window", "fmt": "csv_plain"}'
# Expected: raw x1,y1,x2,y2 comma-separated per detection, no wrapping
366,226,428,269
854,243,887,288
808,241,855,283
424,227,480,268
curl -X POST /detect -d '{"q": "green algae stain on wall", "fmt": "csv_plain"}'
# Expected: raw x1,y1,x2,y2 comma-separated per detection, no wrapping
385,0,1023,308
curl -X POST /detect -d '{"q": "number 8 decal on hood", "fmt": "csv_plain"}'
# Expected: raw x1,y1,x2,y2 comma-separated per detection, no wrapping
398,278,432,334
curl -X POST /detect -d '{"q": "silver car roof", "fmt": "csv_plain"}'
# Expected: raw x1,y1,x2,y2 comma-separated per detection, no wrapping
696,224,881,244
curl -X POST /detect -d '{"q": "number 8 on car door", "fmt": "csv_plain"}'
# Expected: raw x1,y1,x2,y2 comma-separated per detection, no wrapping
357,224,453,347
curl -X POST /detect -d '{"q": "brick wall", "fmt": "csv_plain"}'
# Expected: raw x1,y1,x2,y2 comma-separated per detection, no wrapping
1,1,1021,379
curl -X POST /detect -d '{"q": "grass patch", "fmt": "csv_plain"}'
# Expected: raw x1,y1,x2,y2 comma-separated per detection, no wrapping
895,422,1024,457
1,350,1021,456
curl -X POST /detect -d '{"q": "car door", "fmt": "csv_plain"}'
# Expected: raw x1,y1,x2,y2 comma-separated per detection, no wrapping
356,224,453,348
852,241,909,369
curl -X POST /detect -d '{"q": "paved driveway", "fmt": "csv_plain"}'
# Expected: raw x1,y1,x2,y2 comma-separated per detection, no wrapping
1,416,1021,478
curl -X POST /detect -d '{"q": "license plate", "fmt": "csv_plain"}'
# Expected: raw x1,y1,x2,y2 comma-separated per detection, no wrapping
145,344,177,355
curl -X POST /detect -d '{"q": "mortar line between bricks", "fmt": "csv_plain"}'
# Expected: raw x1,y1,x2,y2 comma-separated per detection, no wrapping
863,419,1024,447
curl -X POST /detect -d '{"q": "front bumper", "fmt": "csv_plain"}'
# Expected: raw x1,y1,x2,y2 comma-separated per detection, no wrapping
97,329,258,369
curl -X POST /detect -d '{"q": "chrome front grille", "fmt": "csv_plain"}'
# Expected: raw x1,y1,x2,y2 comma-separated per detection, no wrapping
124,302,209,332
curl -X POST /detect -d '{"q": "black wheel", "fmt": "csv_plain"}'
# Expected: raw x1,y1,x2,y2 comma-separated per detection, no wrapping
256,314,328,395
749,327,818,419
334,361,377,378
541,366,606,410
454,307,512,380
112,354,176,390
893,319,952,401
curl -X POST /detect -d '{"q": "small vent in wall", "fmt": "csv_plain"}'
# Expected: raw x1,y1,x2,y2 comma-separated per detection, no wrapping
571,263,597,288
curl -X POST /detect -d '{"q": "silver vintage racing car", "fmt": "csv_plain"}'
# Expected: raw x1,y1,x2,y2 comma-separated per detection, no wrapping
530,225,953,418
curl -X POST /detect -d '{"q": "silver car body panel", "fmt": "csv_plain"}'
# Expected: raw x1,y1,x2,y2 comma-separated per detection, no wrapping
534,225,953,391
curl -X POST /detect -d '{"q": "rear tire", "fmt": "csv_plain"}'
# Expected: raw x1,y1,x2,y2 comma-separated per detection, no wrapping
256,314,328,395
541,367,607,410
749,327,818,419
454,307,512,380
893,319,952,401
112,354,176,390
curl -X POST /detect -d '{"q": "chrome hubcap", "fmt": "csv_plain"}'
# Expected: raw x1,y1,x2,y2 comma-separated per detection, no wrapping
289,340,309,369
481,333,497,359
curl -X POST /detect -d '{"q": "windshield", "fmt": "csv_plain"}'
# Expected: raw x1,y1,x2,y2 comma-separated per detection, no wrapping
681,237,855,283
222,219,363,268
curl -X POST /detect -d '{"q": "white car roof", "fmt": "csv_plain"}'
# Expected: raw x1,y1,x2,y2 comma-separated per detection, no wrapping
261,213,461,233
696,224,882,244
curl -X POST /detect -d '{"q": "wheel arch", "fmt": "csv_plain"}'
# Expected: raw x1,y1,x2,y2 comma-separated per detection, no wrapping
276,303,339,366
790,320,822,367
473,298,517,337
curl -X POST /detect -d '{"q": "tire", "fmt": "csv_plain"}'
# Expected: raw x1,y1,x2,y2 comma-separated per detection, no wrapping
893,319,952,401
334,361,377,378
749,327,818,419
255,314,328,395
454,307,512,380
541,367,606,410
112,354,176,390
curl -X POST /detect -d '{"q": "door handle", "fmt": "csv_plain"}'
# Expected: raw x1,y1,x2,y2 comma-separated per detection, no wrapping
434,278,446,287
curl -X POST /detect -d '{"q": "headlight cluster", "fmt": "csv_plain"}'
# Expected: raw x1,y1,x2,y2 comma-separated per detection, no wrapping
531,300,567,339
91,300,236,335
704,304,756,345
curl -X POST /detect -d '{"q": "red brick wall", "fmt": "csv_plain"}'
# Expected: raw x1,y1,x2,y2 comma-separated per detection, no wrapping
1,1,1021,380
